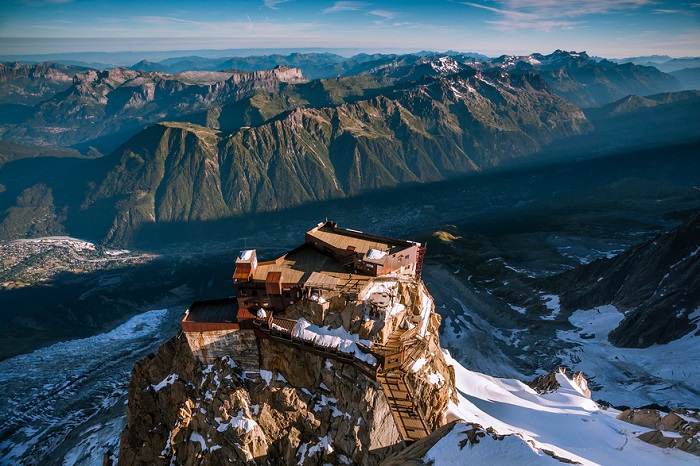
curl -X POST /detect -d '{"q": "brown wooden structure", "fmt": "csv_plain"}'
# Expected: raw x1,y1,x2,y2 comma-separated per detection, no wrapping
305,221,422,277
180,298,257,332
232,221,424,315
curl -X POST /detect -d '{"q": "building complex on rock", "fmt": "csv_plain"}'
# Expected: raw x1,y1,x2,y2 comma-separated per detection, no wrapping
179,221,449,445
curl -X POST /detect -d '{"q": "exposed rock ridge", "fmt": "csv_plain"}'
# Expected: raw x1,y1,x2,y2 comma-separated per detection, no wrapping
0,61,86,106
617,408,700,456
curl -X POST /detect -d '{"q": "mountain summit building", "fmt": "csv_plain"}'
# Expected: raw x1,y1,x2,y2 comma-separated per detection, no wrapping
231,220,425,313
180,220,429,371
179,220,438,443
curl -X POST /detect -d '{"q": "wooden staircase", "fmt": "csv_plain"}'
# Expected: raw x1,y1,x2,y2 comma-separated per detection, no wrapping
376,371,430,445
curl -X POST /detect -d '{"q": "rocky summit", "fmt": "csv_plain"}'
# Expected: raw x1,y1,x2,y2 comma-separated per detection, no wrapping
118,222,455,465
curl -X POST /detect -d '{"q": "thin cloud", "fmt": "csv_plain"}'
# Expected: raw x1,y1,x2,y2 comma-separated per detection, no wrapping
498,0,655,17
117,16,321,44
368,9,396,20
652,8,691,14
263,0,290,10
322,1,369,14
462,2,579,31
18,0,73,6
462,0,657,32
134,16,204,26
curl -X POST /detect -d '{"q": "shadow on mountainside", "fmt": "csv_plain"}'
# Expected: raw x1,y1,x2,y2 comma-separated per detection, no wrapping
0,252,237,360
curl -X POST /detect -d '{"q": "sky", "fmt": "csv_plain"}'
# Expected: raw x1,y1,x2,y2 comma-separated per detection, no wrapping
0,0,699,58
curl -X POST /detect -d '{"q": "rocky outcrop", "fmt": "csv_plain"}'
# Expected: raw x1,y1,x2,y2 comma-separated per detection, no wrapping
617,408,700,456
119,271,455,464
119,332,404,465
528,368,591,398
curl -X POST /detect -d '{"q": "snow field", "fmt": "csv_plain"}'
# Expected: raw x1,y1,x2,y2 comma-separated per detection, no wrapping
446,352,699,465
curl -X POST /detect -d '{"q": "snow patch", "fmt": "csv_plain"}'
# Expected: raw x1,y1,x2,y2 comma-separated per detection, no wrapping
260,370,273,386
151,374,178,392
292,318,376,365
366,248,388,260
411,358,427,372
539,295,560,320
189,431,207,451
216,409,258,433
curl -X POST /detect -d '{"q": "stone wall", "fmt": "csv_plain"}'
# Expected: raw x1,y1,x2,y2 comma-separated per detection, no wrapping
183,329,259,371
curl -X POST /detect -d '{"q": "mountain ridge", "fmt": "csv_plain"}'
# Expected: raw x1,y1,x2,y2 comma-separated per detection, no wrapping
74,70,587,245
542,209,700,348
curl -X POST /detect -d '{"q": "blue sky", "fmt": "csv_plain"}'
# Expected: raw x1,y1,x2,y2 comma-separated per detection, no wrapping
1,0,699,58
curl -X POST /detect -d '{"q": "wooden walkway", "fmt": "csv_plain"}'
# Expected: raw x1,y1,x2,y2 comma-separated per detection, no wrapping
377,371,430,444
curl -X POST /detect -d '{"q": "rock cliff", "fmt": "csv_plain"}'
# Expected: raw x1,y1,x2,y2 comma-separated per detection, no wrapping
119,275,455,465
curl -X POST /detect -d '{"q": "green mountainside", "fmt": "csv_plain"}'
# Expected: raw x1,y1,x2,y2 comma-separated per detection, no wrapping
0,70,588,245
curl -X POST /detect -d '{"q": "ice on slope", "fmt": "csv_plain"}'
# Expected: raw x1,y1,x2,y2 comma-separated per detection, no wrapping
0,309,175,466
557,305,700,408
446,352,698,465
425,423,562,465
539,294,561,320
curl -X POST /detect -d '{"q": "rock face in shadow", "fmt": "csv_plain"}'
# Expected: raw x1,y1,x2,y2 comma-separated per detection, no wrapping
542,209,700,347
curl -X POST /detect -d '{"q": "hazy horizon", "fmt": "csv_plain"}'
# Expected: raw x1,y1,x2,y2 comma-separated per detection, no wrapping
1,0,699,59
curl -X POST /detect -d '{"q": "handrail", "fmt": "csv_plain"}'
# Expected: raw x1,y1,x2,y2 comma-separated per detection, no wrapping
254,317,380,380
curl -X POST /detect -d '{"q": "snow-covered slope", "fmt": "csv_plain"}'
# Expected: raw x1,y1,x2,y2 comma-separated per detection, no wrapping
557,305,700,408
444,353,698,465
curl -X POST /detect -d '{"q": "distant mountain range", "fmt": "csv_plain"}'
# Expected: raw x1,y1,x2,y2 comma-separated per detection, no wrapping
0,49,697,246
0,50,686,152
0,68,589,245
0,65,305,153
609,55,700,73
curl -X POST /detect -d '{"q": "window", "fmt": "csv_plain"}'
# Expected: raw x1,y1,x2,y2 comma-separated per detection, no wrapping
240,289,248,297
